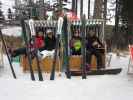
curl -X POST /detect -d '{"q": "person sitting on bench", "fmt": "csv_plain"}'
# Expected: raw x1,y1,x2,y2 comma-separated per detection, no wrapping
43,29,56,51
9,31,45,58
40,29,56,59
70,30,82,55
9,29,56,58
86,30,104,70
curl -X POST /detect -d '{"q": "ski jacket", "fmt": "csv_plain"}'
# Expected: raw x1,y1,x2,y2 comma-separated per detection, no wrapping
28,36,44,49
86,36,103,52
44,36,56,50
70,36,82,51
35,36,45,48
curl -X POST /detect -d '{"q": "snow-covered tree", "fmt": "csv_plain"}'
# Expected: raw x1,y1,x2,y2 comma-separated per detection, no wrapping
8,8,13,20
0,1,4,23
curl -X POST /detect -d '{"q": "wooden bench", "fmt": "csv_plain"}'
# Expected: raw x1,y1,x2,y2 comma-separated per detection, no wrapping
20,56,62,73
69,49,105,71
20,50,105,72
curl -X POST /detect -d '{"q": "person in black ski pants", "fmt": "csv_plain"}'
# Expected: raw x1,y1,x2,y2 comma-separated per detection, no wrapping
86,30,104,70
9,31,45,57
43,29,56,51
10,29,56,58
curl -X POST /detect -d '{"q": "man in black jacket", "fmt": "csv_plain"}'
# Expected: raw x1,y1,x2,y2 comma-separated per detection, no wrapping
86,30,104,70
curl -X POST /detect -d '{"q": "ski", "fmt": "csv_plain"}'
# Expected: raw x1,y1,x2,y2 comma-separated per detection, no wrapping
81,15,87,79
67,68,122,76
0,29,16,79
21,19,35,81
63,16,71,79
50,16,63,80
28,19,43,81
50,34,60,80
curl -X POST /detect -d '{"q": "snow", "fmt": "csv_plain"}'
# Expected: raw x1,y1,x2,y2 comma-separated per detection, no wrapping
1,26,22,37
0,52,133,100
0,1,131,100
1,0,115,25
1,0,15,19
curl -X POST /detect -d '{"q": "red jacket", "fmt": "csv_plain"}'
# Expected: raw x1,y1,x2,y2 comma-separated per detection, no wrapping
35,36,45,48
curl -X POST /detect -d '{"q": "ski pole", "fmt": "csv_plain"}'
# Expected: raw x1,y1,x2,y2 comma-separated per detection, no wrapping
0,29,16,79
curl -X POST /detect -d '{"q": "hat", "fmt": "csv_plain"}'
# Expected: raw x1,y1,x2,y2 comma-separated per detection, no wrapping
38,31,43,34
46,29,52,33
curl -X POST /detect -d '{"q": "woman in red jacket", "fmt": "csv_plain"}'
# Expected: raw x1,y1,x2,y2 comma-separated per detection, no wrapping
9,31,45,58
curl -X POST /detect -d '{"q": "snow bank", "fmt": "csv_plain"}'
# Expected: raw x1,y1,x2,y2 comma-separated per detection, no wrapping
1,26,22,37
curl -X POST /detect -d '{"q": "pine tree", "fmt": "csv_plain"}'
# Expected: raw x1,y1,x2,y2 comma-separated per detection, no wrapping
120,0,133,44
75,0,77,15
0,1,4,22
80,0,83,17
88,0,90,19
8,8,12,20
93,0,103,19
103,0,107,23
72,0,75,13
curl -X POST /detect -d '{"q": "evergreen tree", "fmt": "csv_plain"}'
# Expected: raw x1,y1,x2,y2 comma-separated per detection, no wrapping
0,1,4,23
120,0,133,44
8,8,12,20
93,0,103,19
88,0,90,19
80,0,83,17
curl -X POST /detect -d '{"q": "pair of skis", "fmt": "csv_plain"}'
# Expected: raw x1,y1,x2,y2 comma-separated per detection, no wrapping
50,15,87,80
64,15,87,79
50,17,63,80
21,19,43,81
50,16,71,80
22,16,69,81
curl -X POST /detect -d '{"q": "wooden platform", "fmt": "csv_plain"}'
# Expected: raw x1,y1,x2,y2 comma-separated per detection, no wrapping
69,54,105,71
20,50,105,72
21,56,62,73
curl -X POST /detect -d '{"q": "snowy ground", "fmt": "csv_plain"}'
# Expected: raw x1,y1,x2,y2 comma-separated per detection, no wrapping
1,26,133,100
1,26,22,37
0,53,133,100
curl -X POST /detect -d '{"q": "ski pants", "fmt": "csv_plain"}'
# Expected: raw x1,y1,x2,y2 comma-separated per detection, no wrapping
86,50,103,69
12,46,46,57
